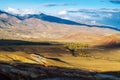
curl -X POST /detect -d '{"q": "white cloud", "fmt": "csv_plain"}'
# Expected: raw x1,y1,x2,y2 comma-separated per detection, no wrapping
5,7,40,15
58,11,68,15
6,7,20,14
91,20,96,24
78,13,92,19
70,13,95,20
101,13,112,18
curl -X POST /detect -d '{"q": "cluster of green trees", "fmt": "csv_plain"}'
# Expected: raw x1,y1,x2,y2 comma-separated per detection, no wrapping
64,42,89,56
64,42,89,50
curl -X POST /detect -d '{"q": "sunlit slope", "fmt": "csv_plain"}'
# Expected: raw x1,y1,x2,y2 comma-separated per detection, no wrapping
0,51,71,67
0,48,120,72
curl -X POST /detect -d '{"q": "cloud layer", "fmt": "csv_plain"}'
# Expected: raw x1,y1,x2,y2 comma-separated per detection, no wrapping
5,7,40,15
42,3,59,7
42,3,74,7
57,8,120,27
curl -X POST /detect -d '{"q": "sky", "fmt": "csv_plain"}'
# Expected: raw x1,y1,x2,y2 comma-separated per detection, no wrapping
0,0,120,29
0,0,120,14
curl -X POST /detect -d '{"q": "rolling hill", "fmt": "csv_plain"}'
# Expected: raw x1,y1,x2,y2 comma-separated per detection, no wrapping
0,10,120,45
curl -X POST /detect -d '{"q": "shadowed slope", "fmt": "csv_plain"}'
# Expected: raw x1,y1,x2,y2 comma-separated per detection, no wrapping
0,61,120,80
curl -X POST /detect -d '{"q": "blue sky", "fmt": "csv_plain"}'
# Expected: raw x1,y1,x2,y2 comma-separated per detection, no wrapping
0,0,120,12
0,0,119,15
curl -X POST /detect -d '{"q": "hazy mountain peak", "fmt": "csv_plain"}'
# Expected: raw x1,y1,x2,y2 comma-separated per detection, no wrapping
0,10,4,14
0,10,9,15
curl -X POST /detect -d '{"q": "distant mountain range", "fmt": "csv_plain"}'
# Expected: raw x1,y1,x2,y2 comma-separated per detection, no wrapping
0,10,120,45
18,13,120,31
0,10,120,31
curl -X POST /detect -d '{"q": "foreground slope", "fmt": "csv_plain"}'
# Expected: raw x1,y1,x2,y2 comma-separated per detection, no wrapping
0,41,120,80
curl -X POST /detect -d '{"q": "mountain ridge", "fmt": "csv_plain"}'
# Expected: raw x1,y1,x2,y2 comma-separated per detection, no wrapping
0,10,120,31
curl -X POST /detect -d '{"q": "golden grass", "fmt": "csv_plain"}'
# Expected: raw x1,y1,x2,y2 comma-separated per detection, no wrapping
0,51,71,67
0,51,48,64
0,51,120,72
50,48,120,72
0,51,36,63
53,56,120,72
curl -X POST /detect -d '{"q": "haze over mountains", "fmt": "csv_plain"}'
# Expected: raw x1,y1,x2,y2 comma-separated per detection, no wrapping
58,8,120,29
0,10,120,45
